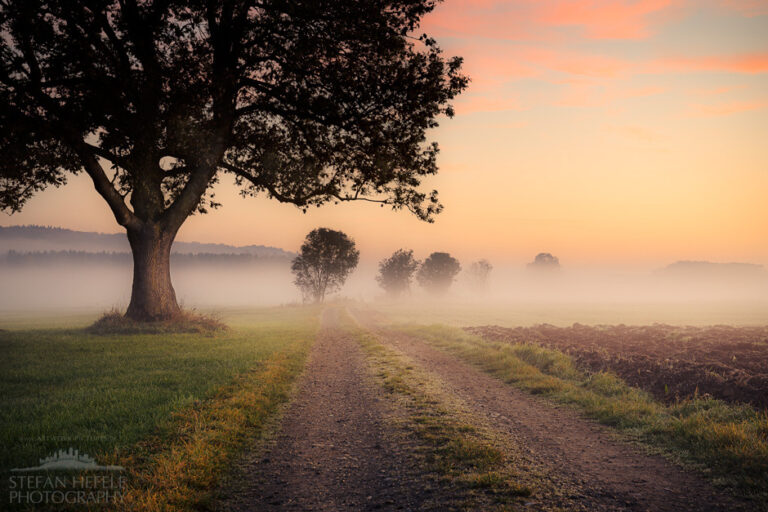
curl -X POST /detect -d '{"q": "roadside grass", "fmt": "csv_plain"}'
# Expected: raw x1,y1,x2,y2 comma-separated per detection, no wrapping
395,324,768,501
343,314,540,510
0,305,319,510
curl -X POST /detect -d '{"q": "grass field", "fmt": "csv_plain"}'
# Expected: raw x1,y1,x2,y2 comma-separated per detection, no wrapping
0,306,320,510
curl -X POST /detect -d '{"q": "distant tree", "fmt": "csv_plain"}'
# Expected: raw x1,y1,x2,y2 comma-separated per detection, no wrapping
377,249,420,298
417,252,461,294
291,228,359,303
0,0,467,321
467,259,493,291
527,253,560,270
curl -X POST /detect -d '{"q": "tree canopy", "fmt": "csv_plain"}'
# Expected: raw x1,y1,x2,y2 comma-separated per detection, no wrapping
0,0,467,224
527,252,560,270
377,248,419,297
417,251,460,294
291,227,359,302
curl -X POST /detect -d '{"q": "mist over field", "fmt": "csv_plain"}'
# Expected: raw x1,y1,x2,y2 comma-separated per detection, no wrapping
2,250,767,327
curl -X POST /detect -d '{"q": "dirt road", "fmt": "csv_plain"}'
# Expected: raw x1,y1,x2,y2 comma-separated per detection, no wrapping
351,308,756,511
219,308,461,511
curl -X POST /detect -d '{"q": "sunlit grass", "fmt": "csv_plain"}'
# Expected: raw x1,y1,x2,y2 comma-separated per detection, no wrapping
395,324,768,500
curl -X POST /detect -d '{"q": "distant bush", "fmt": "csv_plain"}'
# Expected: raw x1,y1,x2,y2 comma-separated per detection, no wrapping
417,252,461,295
466,259,493,291
527,252,560,270
377,249,420,298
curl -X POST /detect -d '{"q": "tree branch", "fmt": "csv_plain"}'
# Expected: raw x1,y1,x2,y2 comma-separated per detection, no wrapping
71,141,140,230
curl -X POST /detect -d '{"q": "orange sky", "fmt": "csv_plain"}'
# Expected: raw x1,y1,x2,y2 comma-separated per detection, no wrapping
2,0,767,267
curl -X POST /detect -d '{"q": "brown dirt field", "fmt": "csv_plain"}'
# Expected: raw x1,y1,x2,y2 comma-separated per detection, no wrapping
466,324,768,408
350,308,758,511
217,307,464,511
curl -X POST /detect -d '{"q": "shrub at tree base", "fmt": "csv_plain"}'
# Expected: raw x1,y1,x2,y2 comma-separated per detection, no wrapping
87,309,227,335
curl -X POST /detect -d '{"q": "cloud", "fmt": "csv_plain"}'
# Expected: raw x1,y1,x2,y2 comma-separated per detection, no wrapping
714,0,768,17
648,54,768,74
422,0,681,41
454,94,524,114
535,0,679,39
686,99,768,116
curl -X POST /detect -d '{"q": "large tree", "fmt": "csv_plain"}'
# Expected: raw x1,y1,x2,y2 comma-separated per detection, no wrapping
0,0,467,320
291,227,359,303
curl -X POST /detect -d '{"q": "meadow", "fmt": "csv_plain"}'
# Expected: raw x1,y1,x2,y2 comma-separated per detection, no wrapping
0,306,319,510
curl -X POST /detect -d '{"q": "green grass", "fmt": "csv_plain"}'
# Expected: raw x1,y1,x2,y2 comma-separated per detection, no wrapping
394,324,768,501
0,305,320,510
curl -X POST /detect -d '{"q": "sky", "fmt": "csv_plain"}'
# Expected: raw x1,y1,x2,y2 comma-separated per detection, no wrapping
2,0,767,267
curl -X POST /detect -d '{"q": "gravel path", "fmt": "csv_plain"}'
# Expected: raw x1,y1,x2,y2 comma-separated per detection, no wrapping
219,307,459,511
350,308,758,512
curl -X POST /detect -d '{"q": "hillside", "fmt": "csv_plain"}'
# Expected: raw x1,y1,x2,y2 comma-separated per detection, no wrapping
0,225,295,258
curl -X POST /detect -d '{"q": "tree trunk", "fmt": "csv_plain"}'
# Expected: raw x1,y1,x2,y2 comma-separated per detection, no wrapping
125,223,180,321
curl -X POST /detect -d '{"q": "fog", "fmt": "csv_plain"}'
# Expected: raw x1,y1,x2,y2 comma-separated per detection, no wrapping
1,257,766,325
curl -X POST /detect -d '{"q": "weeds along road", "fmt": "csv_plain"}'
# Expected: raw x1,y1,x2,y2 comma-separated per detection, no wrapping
220,306,757,511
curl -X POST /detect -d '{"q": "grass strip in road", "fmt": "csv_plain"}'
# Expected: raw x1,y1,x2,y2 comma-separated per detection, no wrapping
395,324,768,502
343,315,539,511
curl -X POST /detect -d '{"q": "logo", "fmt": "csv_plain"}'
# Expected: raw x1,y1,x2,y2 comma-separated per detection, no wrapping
7,448,126,506
11,448,124,472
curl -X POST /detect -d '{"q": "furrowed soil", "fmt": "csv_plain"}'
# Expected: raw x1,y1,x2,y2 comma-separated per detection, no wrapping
217,307,461,511
467,324,768,408
351,308,756,512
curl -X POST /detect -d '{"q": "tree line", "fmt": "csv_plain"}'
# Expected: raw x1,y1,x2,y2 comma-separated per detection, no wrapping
0,250,290,266
291,227,497,303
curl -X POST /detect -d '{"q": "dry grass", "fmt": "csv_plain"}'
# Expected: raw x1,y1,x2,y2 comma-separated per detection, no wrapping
87,308,228,335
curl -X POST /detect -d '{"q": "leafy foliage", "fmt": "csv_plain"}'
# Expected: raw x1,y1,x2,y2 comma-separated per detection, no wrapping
376,248,420,297
0,0,468,227
417,251,460,294
291,228,359,302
